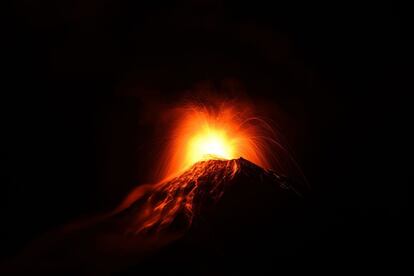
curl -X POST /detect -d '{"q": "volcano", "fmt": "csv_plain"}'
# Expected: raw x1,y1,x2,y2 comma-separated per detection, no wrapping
115,157,302,235
118,158,305,273
4,158,305,274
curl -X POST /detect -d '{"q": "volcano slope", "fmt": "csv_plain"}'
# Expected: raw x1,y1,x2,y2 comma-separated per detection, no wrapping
3,158,305,274
116,157,303,234
123,158,306,273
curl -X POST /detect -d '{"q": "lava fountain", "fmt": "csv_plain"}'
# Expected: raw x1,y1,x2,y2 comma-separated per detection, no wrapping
155,100,280,181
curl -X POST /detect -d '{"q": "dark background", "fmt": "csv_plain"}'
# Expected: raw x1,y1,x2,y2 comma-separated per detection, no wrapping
3,0,409,270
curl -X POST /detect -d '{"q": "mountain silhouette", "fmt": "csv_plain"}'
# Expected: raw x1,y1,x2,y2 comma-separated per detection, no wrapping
2,158,305,274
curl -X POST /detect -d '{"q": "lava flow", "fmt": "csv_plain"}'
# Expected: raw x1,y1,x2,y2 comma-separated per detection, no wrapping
114,100,296,235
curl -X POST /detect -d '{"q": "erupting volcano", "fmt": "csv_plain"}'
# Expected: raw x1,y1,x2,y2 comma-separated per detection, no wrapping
114,100,302,236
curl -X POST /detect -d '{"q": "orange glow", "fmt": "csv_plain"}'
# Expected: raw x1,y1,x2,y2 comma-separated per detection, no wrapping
156,100,276,181
114,99,303,235
187,128,234,162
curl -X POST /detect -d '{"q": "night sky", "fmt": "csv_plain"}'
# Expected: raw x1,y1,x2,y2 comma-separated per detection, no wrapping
3,1,409,272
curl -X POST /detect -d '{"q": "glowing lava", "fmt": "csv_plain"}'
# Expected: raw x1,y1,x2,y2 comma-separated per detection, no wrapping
156,101,277,181
187,125,234,162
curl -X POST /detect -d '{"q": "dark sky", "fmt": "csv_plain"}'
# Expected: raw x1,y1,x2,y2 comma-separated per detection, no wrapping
3,0,409,268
